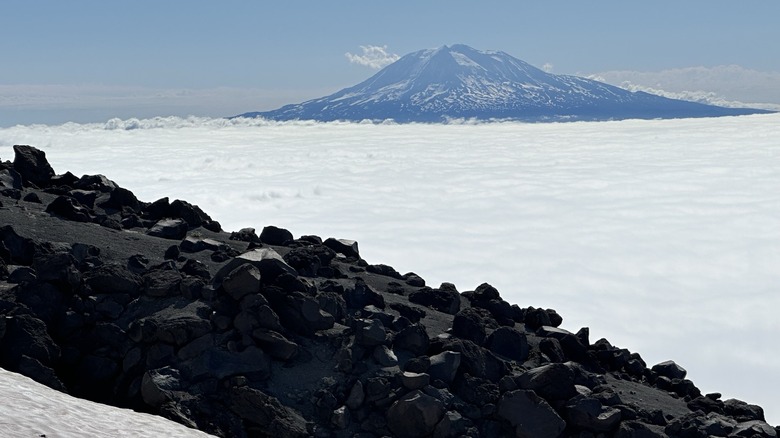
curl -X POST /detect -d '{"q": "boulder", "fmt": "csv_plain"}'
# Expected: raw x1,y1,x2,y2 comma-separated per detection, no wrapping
0,168,22,190
393,323,430,356
428,351,461,384
497,389,566,438
251,329,299,361
355,318,387,346
45,196,92,222
651,360,687,380
180,236,222,253
565,395,622,432
344,279,385,309
143,269,183,297
259,225,294,245
730,420,777,438
221,263,262,300
386,390,446,438
141,366,182,408
85,263,143,296
13,145,54,187
515,363,577,401
0,225,38,265
486,326,529,362
451,307,489,345
128,300,212,346
96,186,140,213
213,248,297,287
147,219,188,240
323,237,360,258
401,372,430,390
408,283,461,315
228,386,309,437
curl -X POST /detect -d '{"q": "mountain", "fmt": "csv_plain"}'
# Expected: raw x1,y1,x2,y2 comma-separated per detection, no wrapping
237,44,770,122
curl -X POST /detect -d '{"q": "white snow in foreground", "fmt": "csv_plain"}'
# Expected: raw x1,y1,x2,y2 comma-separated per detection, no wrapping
1,114,779,427
0,368,214,437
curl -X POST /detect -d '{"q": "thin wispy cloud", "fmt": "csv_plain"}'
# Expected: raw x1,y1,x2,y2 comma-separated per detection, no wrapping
589,65,780,110
345,45,400,69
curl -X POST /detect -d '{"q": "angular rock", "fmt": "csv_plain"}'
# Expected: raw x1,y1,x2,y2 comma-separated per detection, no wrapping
251,329,299,361
428,351,461,384
228,386,309,437
565,395,622,432
497,389,566,438
221,263,262,300
401,371,430,390
355,318,387,346
393,323,430,356
259,225,294,245
323,237,360,258
408,283,461,315
147,218,188,240
141,366,182,408
451,307,489,345
143,269,183,297
213,248,296,287
516,363,577,401
96,186,140,213
0,168,22,190
651,360,687,380
386,390,445,438
45,196,92,222
180,236,222,253
85,263,143,296
486,326,529,362
13,145,55,187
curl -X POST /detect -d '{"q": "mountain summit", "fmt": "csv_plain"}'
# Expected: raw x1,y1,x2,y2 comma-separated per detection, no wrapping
237,44,769,122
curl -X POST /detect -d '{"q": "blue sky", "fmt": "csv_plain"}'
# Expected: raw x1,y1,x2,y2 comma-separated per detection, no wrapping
1,1,779,125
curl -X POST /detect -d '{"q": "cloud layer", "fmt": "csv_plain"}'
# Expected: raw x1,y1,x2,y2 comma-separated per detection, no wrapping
589,65,780,110
2,114,779,425
345,45,400,69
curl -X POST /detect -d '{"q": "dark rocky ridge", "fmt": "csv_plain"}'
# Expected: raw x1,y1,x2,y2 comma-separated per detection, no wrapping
0,145,777,438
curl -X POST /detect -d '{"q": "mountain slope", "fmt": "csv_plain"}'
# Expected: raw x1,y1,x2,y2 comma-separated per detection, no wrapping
237,44,770,122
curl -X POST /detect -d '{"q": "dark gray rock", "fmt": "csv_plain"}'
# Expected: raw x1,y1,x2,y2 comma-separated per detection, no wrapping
221,263,261,300
323,237,360,258
96,186,140,213
401,371,430,390
180,236,221,253
143,269,183,297
724,398,766,422
251,329,299,361
516,363,577,401
141,366,182,408
259,225,294,245
614,421,668,438
452,307,489,345
730,420,777,437
213,248,297,286
355,318,387,346
128,300,212,346
68,189,97,208
373,345,398,367
442,338,509,383
22,192,42,203
344,279,385,309
0,168,22,190
486,326,528,362
565,395,622,432
652,360,687,380
147,219,188,240
13,145,55,187
428,350,461,384
393,323,430,356
45,196,92,222
497,389,566,438
386,389,446,438
0,225,38,265
408,283,461,315
228,386,309,437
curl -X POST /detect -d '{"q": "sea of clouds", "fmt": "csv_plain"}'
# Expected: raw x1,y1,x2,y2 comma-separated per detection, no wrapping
1,114,779,429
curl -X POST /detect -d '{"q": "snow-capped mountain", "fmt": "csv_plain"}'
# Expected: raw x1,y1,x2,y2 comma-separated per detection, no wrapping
238,44,770,122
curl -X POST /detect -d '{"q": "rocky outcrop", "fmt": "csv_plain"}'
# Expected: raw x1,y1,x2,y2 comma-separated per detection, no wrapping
0,146,776,438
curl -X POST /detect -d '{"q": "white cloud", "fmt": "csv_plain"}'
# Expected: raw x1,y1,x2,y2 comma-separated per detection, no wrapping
542,62,554,73
3,116,780,427
588,65,780,110
345,45,400,69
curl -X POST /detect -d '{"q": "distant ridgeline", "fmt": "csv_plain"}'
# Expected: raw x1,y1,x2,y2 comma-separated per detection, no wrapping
236,44,771,123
